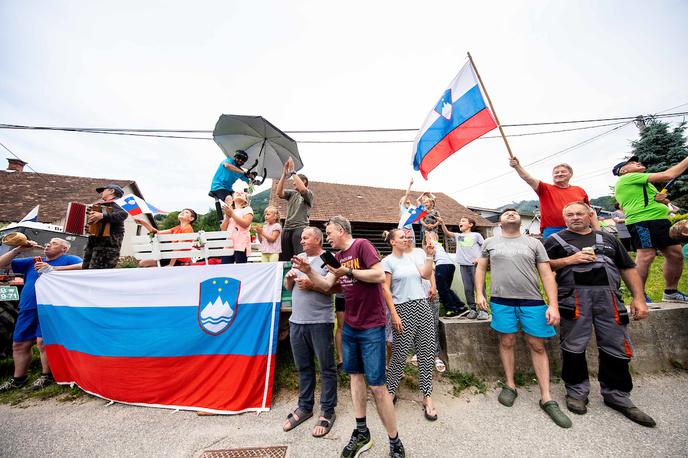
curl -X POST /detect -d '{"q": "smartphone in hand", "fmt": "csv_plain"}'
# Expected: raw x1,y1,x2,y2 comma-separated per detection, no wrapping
320,251,341,269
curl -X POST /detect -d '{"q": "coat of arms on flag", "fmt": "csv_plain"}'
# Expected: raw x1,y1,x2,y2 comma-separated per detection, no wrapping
198,277,240,335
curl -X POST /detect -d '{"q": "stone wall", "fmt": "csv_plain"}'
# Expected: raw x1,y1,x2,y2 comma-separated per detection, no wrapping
440,303,688,377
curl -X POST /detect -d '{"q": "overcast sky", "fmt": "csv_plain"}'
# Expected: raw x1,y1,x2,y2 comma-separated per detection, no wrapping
1,1,687,216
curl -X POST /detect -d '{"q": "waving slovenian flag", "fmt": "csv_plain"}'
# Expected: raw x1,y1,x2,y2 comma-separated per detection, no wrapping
401,205,428,227
116,194,168,216
412,60,498,179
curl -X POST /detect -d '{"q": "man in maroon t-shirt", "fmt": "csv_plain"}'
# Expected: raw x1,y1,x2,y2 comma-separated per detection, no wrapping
510,157,598,239
292,215,405,458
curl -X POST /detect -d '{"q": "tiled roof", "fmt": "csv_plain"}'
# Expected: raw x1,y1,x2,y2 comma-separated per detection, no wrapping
0,170,138,223
268,181,495,227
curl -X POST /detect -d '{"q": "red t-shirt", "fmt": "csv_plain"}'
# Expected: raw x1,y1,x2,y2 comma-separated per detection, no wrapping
335,239,386,330
170,224,194,263
536,182,589,231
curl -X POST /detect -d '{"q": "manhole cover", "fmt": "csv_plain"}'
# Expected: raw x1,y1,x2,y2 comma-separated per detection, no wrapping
200,446,288,458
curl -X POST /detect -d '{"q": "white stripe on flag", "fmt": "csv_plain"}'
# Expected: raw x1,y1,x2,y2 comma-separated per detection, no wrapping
36,263,283,308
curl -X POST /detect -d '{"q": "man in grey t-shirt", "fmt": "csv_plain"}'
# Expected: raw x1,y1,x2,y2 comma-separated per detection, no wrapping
277,157,314,261
283,227,336,437
475,208,570,428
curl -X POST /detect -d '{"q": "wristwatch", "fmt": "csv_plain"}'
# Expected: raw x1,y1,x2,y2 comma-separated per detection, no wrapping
346,268,354,279
288,171,297,178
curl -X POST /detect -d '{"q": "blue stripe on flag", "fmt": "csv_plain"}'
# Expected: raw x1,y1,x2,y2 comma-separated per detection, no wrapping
38,302,277,358
413,84,486,168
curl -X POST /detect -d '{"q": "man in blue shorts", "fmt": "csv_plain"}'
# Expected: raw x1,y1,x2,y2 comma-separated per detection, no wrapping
292,215,404,458
0,238,82,391
475,209,571,428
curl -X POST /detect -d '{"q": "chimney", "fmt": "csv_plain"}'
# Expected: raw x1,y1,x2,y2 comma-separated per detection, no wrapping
6,158,27,172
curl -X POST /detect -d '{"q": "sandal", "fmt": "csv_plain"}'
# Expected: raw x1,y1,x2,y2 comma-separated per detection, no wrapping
434,357,446,373
283,408,313,432
423,403,438,421
312,412,336,437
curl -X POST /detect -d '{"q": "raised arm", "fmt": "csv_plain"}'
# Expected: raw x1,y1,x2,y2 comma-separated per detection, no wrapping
224,207,253,229
509,156,540,192
276,159,291,199
647,156,688,184
437,217,455,238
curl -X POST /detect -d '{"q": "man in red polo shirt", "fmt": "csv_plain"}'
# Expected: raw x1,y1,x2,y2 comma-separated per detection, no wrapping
510,158,598,239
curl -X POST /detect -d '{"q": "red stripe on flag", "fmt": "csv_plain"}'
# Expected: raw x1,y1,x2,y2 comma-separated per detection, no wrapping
419,108,497,178
46,344,274,412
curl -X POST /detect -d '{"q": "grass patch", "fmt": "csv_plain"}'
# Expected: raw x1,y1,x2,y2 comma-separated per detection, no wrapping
402,364,419,391
0,350,87,405
442,370,486,396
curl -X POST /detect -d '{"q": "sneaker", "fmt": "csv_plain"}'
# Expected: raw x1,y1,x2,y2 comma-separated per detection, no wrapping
444,310,460,318
31,374,54,391
0,377,28,392
466,310,478,319
389,440,405,458
477,310,489,320
498,386,518,407
540,400,573,428
565,395,588,415
604,401,656,427
662,290,688,304
341,429,372,458
644,293,653,304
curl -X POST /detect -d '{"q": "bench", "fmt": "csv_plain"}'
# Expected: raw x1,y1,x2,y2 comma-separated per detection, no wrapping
132,231,234,266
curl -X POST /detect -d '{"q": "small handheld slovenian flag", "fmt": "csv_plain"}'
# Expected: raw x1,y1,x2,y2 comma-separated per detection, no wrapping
401,205,428,228
412,60,498,179
116,194,168,216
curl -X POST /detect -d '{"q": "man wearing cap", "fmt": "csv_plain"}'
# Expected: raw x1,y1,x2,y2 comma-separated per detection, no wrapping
83,184,128,269
209,150,255,202
0,238,82,392
509,158,598,239
613,155,688,303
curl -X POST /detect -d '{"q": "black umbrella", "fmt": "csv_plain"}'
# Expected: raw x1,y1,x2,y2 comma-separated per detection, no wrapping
212,114,303,183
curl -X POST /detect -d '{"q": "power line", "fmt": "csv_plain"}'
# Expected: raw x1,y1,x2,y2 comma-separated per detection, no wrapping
0,110,685,137
0,139,50,181
446,121,634,197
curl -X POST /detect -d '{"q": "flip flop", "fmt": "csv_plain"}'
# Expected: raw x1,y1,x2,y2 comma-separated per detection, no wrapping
423,404,438,421
434,358,446,373
283,408,313,432
312,413,336,438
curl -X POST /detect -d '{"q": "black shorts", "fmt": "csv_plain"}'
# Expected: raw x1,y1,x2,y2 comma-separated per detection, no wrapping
209,189,233,202
627,219,679,250
335,296,345,313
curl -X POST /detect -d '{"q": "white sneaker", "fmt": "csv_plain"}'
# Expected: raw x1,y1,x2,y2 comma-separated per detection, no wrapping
477,310,489,320
662,291,688,303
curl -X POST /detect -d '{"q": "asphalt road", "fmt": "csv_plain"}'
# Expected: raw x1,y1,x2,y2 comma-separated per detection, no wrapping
1,372,687,457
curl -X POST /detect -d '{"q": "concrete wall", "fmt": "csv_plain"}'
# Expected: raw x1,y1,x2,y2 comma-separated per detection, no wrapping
440,302,688,377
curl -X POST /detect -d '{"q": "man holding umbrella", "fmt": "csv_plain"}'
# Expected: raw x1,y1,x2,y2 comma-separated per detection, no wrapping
277,157,313,260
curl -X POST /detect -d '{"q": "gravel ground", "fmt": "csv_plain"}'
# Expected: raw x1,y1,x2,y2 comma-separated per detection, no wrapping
1,372,686,458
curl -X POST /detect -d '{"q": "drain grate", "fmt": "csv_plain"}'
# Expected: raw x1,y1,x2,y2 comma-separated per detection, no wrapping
200,446,288,458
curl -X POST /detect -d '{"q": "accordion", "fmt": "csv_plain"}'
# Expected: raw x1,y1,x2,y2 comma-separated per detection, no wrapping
65,202,111,236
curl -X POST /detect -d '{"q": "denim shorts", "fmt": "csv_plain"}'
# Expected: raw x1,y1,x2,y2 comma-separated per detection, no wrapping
342,324,386,386
490,302,555,338
13,307,42,342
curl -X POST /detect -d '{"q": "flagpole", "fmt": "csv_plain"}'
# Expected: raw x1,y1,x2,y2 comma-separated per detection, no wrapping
467,52,514,159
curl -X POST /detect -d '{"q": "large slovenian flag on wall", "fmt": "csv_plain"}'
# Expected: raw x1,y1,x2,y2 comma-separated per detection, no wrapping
412,61,498,179
35,263,283,414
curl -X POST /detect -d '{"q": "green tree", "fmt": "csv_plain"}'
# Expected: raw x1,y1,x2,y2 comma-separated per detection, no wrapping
631,120,688,209
195,208,221,232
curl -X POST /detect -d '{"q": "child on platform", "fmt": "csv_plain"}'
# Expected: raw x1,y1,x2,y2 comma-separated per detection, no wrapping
256,206,282,262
